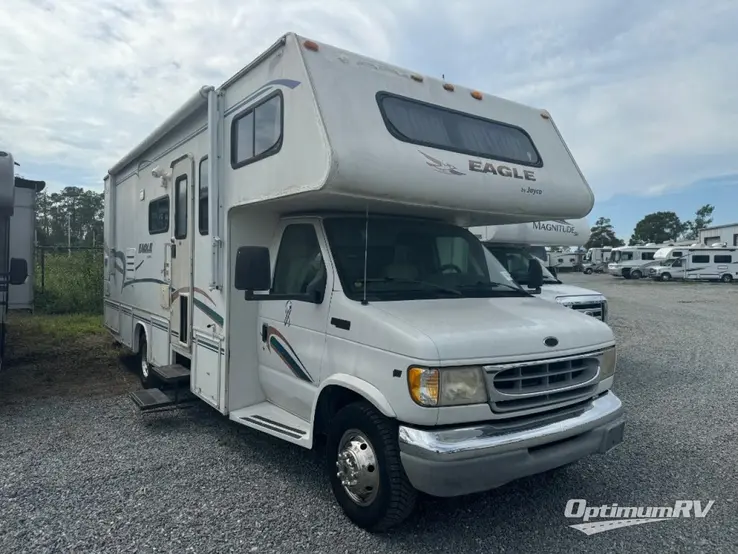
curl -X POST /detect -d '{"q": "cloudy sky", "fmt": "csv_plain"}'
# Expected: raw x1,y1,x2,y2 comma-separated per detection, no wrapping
1,0,737,238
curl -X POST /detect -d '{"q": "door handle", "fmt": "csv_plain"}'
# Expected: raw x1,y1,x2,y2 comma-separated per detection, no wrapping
261,323,267,343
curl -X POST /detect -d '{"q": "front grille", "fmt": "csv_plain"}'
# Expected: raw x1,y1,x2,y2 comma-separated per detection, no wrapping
485,352,601,415
570,301,604,320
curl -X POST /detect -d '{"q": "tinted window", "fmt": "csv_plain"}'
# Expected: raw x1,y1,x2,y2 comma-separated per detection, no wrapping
377,93,540,166
148,196,169,235
231,93,282,168
672,251,683,257
692,255,710,263
199,157,208,235
174,175,187,239
714,254,732,263
641,252,655,261
272,224,326,297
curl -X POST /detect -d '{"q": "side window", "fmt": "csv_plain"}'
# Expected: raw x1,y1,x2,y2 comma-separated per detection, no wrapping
199,157,208,235
231,93,283,169
692,255,710,263
174,175,187,239
672,251,683,258
148,196,170,235
673,258,683,267
714,254,732,263
272,224,326,298
642,252,655,261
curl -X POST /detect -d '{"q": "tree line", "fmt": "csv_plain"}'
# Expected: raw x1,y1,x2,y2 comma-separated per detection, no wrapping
35,186,104,248
585,204,716,249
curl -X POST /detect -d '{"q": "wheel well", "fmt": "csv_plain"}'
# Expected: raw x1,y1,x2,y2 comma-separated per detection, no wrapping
313,386,367,438
133,323,147,354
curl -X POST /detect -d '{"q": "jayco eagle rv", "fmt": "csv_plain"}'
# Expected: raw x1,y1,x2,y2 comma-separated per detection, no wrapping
470,218,609,321
648,245,738,282
103,33,624,531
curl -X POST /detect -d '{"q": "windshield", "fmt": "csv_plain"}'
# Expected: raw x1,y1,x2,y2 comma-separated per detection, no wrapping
483,245,559,285
584,251,592,262
611,251,633,263
323,217,527,301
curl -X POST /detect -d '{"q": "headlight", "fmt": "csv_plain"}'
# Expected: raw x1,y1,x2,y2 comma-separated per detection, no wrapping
407,366,487,407
599,346,617,380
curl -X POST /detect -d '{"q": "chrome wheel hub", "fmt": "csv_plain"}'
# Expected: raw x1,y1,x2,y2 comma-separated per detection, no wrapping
335,430,379,506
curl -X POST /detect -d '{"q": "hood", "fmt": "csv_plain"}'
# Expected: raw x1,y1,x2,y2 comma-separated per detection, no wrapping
371,296,614,362
539,283,605,301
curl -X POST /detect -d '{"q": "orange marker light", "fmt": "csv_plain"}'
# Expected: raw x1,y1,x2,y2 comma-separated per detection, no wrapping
303,40,319,52
443,83,455,91
411,74,424,82
471,90,483,100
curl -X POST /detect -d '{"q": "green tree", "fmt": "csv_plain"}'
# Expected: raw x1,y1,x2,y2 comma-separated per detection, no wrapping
585,217,625,249
629,211,685,245
35,186,104,247
681,204,715,240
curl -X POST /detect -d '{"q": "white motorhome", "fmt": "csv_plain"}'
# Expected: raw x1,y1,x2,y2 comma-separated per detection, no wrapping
649,245,738,282
470,219,609,321
607,244,665,279
582,247,612,273
0,151,35,369
103,33,624,531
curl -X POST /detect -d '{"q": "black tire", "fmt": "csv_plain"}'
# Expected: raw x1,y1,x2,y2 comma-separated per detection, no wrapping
326,401,417,532
137,333,157,388
584,268,593,275
661,273,671,282
721,274,733,283
630,270,642,280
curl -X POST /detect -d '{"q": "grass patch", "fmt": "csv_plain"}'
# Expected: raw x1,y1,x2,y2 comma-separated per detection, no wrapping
0,312,139,402
35,250,103,315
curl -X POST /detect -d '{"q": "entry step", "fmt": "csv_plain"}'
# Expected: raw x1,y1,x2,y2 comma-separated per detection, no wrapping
130,388,175,411
152,363,190,384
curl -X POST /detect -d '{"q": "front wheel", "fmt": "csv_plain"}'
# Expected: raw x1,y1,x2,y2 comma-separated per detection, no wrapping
137,334,157,389
721,274,733,283
326,401,417,532
584,268,593,275
660,273,672,282
630,270,642,280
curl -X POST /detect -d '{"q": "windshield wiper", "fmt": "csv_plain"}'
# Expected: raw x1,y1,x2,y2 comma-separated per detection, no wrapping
364,277,463,296
458,281,530,294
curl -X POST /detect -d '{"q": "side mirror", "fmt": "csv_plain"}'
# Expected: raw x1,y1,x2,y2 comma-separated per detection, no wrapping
527,259,543,292
8,257,28,286
234,246,271,294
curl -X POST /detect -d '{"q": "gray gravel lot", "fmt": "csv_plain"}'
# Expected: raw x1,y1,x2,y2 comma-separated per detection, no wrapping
2,275,737,553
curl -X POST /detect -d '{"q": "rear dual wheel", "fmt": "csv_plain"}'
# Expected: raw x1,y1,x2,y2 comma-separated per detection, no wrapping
326,401,417,531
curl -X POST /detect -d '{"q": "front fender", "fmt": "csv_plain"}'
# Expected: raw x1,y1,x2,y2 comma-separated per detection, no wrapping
314,374,397,419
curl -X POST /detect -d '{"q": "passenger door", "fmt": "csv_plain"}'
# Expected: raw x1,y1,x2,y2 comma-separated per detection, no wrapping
257,222,332,421
169,158,194,353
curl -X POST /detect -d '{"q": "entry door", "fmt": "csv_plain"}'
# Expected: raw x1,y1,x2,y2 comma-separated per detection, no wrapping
170,160,193,351
257,221,332,421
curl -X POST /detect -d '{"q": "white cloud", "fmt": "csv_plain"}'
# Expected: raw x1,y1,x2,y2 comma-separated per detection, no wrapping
1,0,736,202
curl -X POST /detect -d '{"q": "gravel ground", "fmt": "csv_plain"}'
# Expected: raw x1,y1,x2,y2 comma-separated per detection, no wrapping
1,279,737,553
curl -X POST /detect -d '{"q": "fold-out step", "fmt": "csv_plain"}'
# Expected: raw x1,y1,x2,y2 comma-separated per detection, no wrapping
151,363,190,384
130,388,176,411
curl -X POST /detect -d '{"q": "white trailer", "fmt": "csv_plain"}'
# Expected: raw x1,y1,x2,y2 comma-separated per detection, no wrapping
648,245,738,282
470,218,609,321
0,151,37,369
104,33,624,531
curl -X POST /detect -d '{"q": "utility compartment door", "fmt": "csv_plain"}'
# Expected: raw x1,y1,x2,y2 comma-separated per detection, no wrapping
170,158,194,351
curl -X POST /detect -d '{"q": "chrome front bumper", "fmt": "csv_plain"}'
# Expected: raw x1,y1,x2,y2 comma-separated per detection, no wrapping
397,391,625,497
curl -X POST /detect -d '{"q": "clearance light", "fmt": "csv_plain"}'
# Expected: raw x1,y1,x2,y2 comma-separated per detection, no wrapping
411,73,424,82
471,90,483,100
443,83,455,91
540,111,551,119
303,40,319,52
